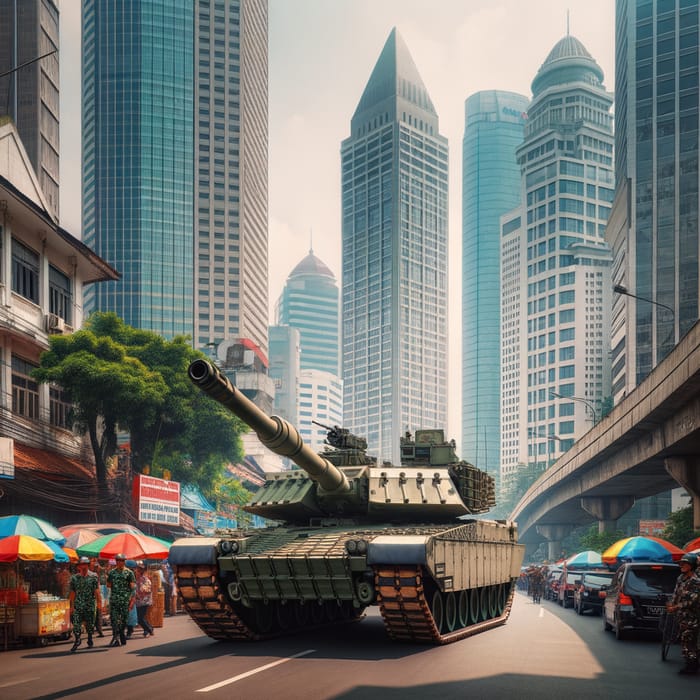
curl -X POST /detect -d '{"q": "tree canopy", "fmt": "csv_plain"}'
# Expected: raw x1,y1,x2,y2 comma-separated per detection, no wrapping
35,312,246,492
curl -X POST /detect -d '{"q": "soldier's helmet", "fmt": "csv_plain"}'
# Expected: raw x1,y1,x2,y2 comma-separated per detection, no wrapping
680,553,698,569
115,553,126,561
78,556,90,565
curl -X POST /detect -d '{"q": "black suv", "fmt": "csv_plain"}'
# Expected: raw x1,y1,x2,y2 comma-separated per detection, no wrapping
602,562,678,640
574,570,614,615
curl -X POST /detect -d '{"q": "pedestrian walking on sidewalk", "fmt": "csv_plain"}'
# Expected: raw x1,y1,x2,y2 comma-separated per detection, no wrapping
134,561,154,637
667,553,700,675
107,553,135,647
68,556,99,653
88,558,104,637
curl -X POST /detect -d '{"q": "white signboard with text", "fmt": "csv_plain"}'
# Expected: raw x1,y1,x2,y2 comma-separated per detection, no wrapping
133,474,180,526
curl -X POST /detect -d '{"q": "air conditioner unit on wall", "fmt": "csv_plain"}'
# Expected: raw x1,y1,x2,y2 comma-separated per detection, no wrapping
45,313,65,334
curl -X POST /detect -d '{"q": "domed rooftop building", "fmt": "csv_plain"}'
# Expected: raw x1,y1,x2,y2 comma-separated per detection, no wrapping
288,250,335,280
531,35,604,96
499,33,614,489
275,247,339,375
524,33,612,141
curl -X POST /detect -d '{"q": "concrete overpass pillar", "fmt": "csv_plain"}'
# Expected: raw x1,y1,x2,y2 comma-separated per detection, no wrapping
665,457,700,529
580,496,635,534
536,524,571,562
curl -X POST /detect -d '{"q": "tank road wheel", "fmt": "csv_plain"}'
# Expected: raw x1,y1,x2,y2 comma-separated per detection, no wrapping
294,602,310,627
252,602,275,634
429,589,445,633
458,590,469,628
469,588,480,624
444,592,457,632
496,584,506,616
479,587,489,621
276,602,293,631
488,585,498,618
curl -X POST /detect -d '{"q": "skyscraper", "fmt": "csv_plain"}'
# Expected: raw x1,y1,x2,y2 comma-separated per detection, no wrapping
610,0,699,398
275,249,339,375
500,35,614,487
462,90,527,478
0,0,60,215
341,28,448,463
82,0,268,352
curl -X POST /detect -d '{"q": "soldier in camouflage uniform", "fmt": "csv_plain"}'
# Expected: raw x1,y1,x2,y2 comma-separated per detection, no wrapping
667,552,700,674
68,556,99,653
107,553,136,647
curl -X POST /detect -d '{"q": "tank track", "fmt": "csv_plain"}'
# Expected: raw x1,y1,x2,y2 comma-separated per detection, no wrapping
176,564,363,641
176,564,256,640
375,565,516,644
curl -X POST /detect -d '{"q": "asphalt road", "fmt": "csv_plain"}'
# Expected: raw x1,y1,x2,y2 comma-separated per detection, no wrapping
0,592,696,699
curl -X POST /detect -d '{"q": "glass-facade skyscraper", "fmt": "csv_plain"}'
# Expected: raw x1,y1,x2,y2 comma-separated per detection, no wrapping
610,0,699,397
462,90,527,479
341,28,448,463
275,249,339,375
82,0,268,352
500,35,614,487
0,0,60,215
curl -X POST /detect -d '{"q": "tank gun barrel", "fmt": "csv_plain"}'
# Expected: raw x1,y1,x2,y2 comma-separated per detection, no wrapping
188,359,350,492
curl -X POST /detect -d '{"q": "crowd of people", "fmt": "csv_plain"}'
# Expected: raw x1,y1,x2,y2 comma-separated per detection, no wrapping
67,555,176,653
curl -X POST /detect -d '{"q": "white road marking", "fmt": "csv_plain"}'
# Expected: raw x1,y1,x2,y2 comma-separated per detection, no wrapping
0,678,40,689
539,606,544,617
196,649,316,692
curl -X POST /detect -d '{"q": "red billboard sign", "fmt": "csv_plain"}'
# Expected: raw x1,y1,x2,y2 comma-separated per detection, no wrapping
132,474,180,526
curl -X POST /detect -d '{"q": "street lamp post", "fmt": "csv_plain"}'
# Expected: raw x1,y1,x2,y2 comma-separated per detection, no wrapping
550,390,598,425
613,283,676,353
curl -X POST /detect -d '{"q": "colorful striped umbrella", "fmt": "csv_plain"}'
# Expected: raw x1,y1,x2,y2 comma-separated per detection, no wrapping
683,536,700,552
602,536,684,565
0,515,66,545
77,532,170,560
63,528,102,549
565,550,604,568
0,534,56,562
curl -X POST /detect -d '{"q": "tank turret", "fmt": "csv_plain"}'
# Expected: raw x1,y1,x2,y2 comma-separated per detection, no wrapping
188,359,494,523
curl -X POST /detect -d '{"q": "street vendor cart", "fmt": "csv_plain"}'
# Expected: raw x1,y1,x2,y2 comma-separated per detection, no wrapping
16,595,71,646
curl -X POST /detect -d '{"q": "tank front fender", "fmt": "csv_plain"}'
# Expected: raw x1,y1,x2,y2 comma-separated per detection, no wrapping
169,537,221,566
366,535,428,565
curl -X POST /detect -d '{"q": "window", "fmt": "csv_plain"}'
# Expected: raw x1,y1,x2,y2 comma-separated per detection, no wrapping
49,266,72,323
50,386,72,428
12,239,39,303
12,355,39,419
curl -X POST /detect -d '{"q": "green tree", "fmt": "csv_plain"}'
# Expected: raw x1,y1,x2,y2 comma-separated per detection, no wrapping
35,312,246,493
33,330,166,485
662,505,699,548
578,524,625,553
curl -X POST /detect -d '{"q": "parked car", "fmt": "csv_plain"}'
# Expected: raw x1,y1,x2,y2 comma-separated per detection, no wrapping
545,567,563,601
573,570,614,615
558,570,582,608
602,562,678,640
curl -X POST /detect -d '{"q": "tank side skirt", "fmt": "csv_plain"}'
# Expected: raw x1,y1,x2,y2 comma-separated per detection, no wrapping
375,565,518,644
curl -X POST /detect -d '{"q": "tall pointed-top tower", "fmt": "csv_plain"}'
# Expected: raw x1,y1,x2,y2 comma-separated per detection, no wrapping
341,28,449,463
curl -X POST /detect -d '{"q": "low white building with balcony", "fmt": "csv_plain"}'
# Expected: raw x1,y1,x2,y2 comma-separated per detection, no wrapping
0,121,118,497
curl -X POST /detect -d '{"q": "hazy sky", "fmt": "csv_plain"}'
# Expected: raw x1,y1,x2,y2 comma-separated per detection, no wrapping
57,0,615,444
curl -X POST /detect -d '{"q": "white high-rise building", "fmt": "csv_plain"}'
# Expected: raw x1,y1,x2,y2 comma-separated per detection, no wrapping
298,369,343,453
500,34,614,487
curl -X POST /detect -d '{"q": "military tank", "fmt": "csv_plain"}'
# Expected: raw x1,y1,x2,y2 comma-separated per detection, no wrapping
169,359,524,644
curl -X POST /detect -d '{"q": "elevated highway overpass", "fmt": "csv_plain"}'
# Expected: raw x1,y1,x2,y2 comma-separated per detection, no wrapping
511,320,700,555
